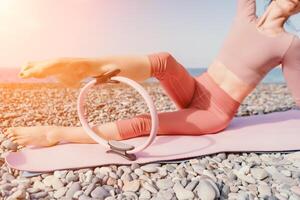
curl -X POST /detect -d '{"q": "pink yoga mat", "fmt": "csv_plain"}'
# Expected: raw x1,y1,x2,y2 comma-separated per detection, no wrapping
5,110,300,172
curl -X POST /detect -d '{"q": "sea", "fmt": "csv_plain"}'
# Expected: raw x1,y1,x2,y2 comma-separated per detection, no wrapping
0,67,285,84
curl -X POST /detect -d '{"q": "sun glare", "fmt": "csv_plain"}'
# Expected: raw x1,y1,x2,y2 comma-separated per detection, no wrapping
0,0,16,15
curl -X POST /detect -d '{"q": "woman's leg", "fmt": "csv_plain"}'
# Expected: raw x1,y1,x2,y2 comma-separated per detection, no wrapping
115,71,241,140
148,52,196,109
4,52,198,146
4,122,122,147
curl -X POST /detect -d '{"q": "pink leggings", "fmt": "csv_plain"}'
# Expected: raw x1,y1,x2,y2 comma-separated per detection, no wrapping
115,52,240,140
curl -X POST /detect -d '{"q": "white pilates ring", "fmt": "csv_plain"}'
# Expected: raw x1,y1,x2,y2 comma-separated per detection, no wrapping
77,70,158,161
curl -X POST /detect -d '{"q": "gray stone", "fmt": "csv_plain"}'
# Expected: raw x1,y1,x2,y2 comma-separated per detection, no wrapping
141,164,159,173
91,186,110,199
291,186,300,196
122,179,140,192
173,182,194,200
289,195,300,200
233,170,256,184
196,179,217,200
66,171,79,182
53,187,68,199
84,182,96,196
134,168,144,176
7,189,26,200
250,168,269,180
281,170,292,177
79,195,93,200
66,182,81,198
258,184,271,198
120,173,132,182
30,191,48,199
185,180,199,191
54,170,68,179
157,189,174,200
139,188,151,199
2,172,15,182
156,178,174,190
221,185,230,197
142,182,158,194
130,163,140,170
122,191,138,199
74,190,84,199
33,180,46,190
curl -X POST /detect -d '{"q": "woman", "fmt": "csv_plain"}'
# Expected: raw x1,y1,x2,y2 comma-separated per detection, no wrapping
4,0,300,147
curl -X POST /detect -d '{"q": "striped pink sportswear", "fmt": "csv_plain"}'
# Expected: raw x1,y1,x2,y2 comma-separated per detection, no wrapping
116,53,240,140
115,0,300,140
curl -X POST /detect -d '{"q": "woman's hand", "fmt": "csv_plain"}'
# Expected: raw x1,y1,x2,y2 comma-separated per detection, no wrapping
19,58,104,87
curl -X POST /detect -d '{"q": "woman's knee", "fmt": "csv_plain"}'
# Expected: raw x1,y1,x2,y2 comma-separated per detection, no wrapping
115,114,152,140
147,52,181,80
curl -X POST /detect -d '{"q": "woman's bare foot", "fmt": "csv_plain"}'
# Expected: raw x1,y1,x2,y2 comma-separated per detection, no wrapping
19,58,106,88
3,126,61,147
3,122,122,147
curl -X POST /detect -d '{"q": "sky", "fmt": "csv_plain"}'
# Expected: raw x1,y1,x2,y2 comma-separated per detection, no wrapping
0,0,299,69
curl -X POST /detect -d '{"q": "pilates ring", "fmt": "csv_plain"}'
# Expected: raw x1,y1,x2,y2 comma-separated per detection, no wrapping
77,69,159,161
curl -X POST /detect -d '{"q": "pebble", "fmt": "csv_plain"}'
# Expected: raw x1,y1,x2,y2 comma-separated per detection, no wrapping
66,171,79,182
202,170,217,182
250,168,269,180
156,189,174,200
141,163,160,173
237,191,249,200
54,170,68,179
139,188,151,199
79,194,93,200
66,182,81,198
196,179,217,200
142,182,158,194
122,180,140,192
258,184,272,198
74,190,84,199
2,140,18,151
2,172,15,182
7,189,26,200
33,180,46,190
233,170,256,184
173,182,194,200
156,178,174,190
134,168,144,176
91,186,110,199
84,182,96,196
30,191,48,199
43,175,64,190
291,186,300,196
281,169,292,177
53,187,68,198
185,180,199,191
290,195,300,200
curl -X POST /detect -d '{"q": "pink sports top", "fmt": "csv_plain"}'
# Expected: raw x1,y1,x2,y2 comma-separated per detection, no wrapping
215,0,300,106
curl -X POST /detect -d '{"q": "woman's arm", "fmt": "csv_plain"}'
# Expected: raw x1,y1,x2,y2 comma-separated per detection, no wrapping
282,37,300,108
235,0,257,22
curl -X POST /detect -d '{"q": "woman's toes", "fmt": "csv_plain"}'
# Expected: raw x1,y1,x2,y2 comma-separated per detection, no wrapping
6,128,16,137
15,139,27,146
10,136,17,142
4,128,11,136
7,132,15,139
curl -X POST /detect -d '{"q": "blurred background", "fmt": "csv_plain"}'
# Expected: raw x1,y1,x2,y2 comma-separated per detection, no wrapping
0,0,299,83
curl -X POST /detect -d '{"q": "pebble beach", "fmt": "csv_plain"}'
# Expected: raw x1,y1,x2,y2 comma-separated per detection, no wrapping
0,82,300,200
